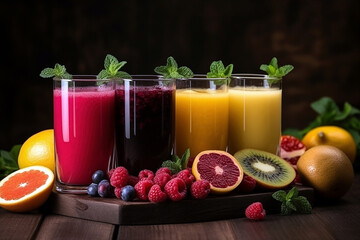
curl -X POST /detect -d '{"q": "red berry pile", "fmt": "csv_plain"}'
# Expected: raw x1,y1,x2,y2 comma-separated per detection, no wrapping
105,166,211,202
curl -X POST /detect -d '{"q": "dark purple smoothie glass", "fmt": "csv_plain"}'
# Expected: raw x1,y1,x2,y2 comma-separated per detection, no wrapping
113,75,175,175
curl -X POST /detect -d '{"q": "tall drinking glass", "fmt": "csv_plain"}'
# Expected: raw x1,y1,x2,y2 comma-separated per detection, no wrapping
53,76,115,193
175,75,229,158
228,74,282,155
114,75,175,176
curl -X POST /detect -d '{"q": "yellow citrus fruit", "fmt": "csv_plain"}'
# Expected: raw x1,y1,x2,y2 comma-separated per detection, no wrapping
302,126,356,163
192,150,243,194
0,166,54,212
297,145,354,199
18,129,55,173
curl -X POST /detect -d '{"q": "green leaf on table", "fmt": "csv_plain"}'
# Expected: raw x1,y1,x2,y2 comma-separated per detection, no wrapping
273,187,312,215
154,56,194,79
0,144,21,180
161,149,191,174
40,63,72,79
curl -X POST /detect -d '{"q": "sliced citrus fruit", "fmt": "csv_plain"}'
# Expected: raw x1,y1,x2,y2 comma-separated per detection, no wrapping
0,166,54,212
192,150,243,194
18,129,55,173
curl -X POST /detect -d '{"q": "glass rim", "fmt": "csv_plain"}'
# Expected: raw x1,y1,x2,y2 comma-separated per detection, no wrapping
121,75,175,81
53,75,111,82
176,74,228,81
231,74,282,80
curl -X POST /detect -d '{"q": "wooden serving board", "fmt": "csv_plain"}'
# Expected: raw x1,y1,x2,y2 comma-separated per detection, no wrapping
47,185,314,225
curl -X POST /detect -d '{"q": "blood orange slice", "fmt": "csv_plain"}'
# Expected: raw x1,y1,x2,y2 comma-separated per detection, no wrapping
192,150,243,194
0,166,54,212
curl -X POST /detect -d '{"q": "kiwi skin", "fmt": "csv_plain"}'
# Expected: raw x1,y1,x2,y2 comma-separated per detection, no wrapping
234,149,296,190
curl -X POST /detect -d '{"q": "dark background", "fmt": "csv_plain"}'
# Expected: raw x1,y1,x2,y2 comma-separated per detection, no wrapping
0,0,359,150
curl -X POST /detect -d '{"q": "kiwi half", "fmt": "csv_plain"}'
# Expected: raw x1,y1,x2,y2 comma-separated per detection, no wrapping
234,149,296,189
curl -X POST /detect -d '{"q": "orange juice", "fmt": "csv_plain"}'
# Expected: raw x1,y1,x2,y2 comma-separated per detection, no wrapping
228,87,282,155
175,89,229,157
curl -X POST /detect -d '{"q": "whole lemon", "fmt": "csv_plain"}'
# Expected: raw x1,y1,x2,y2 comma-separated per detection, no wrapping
302,126,356,163
297,145,354,199
18,129,55,173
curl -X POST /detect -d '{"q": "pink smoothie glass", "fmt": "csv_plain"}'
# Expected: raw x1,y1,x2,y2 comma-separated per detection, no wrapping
53,76,115,193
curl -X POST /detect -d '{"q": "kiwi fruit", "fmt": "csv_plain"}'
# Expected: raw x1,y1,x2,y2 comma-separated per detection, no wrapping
234,149,296,189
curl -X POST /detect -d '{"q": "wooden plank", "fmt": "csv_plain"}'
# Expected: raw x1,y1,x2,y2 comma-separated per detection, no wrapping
0,208,43,240
117,220,237,240
35,215,115,240
48,185,314,225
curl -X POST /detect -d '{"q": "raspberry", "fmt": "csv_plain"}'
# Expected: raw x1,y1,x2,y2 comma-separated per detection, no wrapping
114,187,122,199
138,169,155,182
190,180,210,200
110,167,129,188
155,167,172,176
164,177,187,201
245,202,266,220
153,173,171,189
148,184,167,203
177,169,195,187
127,175,139,186
134,179,153,201
237,175,256,193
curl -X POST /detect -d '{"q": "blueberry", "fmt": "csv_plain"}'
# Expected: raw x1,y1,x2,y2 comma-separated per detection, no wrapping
87,183,98,197
121,185,136,201
92,170,107,184
98,179,113,198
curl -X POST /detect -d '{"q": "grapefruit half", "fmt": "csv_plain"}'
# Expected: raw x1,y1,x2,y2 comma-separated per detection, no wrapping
192,150,243,194
0,165,54,212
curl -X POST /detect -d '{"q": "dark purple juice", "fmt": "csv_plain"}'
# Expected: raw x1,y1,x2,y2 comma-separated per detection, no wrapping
115,83,175,175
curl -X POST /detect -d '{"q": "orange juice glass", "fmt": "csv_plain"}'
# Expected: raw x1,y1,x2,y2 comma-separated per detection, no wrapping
228,74,282,155
175,76,229,158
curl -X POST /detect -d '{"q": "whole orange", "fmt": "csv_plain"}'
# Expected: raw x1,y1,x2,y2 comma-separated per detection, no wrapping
302,126,356,163
18,129,55,173
297,145,354,199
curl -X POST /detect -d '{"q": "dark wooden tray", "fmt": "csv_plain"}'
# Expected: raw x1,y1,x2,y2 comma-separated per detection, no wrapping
47,185,314,225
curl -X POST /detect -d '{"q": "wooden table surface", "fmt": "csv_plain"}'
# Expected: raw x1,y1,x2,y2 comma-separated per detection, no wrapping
1,174,359,240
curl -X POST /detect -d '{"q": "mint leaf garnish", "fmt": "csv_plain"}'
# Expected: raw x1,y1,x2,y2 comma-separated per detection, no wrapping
207,60,233,85
154,56,194,79
272,187,312,215
260,57,294,85
97,54,131,79
161,148,191,174
40,63,72,79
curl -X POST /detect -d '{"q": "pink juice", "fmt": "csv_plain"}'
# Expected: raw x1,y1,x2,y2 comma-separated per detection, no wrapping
54,87,115,185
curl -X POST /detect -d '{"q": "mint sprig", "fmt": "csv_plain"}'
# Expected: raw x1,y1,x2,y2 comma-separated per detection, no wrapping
260,57,294,85
272,187,312,215
161,149,190,174
40,63,72,79
0,145,21,180
97,54,131,79
154,56,194,79
207,60,233,85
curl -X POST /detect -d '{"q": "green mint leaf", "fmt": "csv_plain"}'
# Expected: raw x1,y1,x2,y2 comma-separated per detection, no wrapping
207,60,234,85
223,64,233,77
40,68,55,78
180,148,190,169
259,57,294,80
104,54,119,69
281,202,293,215
292,196,312,214
269,57,278,68
178,66,194,78
286,187,299,200
98,54,130,79
161,160,182,174
210,60,225,74
40,63,72,79
154,56,194,79
310,97,339,115
286,200,297,211
272,190,287,202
